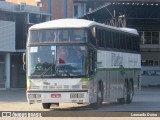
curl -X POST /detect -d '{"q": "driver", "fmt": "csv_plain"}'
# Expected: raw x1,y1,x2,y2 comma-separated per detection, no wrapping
36,57,43,70
58,46,67,64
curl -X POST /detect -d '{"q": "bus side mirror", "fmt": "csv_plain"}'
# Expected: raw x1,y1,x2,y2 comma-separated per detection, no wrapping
23,53,26,71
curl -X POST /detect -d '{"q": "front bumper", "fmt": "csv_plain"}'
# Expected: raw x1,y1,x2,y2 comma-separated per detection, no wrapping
27,90,89,104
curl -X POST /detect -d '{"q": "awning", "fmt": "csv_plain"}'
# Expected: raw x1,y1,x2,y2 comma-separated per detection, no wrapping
80,2,160,25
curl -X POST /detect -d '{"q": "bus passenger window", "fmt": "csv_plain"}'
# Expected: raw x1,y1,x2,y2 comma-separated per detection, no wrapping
54,30,62,42
39,32,44,42
29,31,38,43
72,29,86,42
61,31,68,42
47,31,55,42
74,35,81,41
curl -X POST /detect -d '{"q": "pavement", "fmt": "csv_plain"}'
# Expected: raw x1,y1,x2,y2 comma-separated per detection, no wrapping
0,88,27,103
0,88,160,120
0,87,158,111
0,88,85,111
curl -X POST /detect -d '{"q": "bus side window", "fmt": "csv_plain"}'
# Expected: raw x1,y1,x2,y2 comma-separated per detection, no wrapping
47,31,55,42
54,30,62,42
61,30,68,42
106,30,112,48
39,32,44,42
72,29,86,42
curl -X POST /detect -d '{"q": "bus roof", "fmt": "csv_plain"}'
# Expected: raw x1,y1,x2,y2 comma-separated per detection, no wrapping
29,18,138,35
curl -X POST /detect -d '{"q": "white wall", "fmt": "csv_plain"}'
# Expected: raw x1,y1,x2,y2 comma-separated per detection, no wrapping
0,21,15,52
141,66,160,86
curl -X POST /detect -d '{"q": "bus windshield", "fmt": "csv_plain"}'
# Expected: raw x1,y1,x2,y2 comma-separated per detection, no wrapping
28,29,87,43
27,45,86,77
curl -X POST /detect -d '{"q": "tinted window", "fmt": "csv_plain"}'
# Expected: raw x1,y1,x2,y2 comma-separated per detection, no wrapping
28,29,87,43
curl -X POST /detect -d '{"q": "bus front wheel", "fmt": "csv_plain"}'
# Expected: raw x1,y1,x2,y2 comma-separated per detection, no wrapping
42,103,51,109
90,83,103,109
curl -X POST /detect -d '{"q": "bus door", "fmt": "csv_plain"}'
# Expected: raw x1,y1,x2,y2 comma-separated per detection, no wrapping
88,48,97,100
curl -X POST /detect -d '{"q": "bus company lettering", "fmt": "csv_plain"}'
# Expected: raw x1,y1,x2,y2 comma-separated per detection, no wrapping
111,53,123,66
128,57,138,64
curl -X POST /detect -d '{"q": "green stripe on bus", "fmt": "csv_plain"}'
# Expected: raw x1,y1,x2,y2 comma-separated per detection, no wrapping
81,74,96,82
97,68,140,71
27,78,32,82
81,68,140,82
81,78,89,81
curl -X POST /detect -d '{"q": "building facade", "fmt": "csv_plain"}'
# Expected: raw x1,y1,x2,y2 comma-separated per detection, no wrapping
0,1,50,89
6,0,106,19
81,1,160,86
5,0,160,87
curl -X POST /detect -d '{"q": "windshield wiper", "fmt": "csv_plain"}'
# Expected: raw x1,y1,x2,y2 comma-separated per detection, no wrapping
56,65,71,77
40,66,53,77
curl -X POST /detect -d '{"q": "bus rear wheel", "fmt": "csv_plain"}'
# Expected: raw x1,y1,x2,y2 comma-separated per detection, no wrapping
126,81,133,104
118,80,133,104
118,81,128,104
42,103,51,109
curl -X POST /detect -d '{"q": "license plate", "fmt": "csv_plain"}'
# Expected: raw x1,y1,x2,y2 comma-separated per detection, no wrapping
51,94,61,98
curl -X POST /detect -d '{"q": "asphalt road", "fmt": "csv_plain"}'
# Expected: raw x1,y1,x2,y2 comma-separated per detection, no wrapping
0,87,160,118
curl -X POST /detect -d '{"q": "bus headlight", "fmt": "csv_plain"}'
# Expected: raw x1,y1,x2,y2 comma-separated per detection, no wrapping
27,86,30,90
28,94,35,99
28,94,41,99
36,94,41,98
81,81,89,89
82,85,88,89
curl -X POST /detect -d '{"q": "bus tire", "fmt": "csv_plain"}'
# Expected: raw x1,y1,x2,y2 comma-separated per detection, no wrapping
90,82,103,109
42,103,51,109
118,81,128,104
117,98,125,104
52,103,59,107
126,81,133,104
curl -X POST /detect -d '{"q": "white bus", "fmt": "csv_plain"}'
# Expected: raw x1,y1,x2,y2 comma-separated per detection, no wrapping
24,18,141,109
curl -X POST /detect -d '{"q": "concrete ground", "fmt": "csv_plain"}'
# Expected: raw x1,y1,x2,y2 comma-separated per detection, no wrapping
0,88,160,120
